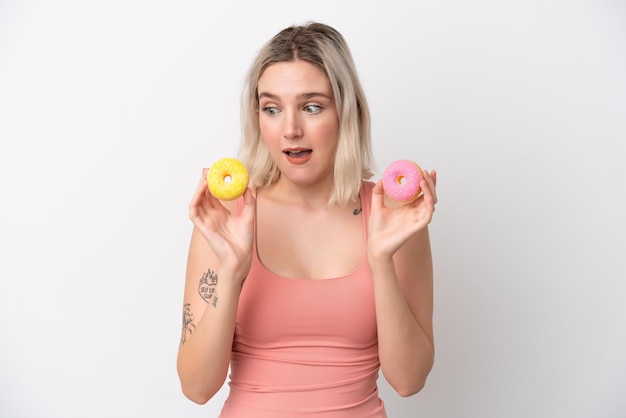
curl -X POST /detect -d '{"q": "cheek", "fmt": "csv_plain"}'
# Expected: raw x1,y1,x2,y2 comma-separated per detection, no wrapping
317,120,340,145
259,120,278,144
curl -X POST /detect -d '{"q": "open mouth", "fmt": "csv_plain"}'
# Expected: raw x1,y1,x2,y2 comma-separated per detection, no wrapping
283,148,313,165
283,149,312,157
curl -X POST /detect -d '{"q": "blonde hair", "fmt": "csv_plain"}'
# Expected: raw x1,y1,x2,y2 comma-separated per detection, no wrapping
239,22,374,205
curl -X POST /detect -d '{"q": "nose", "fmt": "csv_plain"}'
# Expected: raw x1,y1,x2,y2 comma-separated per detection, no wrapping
283,111,303,140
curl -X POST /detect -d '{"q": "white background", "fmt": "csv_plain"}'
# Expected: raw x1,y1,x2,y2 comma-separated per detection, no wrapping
1,1,625,417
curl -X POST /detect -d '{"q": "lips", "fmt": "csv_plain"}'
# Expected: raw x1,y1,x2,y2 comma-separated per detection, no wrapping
283,148,312,165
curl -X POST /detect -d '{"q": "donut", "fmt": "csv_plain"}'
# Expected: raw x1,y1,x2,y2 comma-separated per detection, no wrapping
207,157,249,200
382,159,423,202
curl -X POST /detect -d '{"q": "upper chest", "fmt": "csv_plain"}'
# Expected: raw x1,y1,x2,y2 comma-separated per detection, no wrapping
255,197,365,280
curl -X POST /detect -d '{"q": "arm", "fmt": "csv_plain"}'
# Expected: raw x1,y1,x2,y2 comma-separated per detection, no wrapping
367,171,437,396
176,171,255,404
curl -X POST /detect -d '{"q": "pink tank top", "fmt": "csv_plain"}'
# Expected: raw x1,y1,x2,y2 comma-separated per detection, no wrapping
219,181,386,417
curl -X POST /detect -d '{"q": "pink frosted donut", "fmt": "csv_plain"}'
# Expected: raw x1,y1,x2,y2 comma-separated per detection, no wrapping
382,160,423,202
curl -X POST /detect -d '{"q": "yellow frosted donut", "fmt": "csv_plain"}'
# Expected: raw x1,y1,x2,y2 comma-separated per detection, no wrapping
207,158,249,201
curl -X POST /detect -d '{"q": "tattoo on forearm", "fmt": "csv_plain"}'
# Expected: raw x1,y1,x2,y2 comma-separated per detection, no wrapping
181,303,195,345
199,268,218,304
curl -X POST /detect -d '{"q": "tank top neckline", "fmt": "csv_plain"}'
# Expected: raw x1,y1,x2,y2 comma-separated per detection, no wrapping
247,181,372,282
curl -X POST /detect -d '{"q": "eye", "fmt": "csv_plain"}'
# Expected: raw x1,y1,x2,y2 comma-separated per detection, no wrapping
304,105,322,114
262,106,280,116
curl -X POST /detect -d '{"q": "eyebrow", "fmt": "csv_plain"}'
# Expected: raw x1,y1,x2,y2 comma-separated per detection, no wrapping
258,92,333,101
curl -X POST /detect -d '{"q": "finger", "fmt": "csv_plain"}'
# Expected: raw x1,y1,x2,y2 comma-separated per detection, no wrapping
371,180,385,211
419,174,436,212
195,172,212,202
191,173,207,205
421,170,438,205
202,167,212,197
242,187,256,206
194,168,207,191
240,188,257,220
190,168,216,217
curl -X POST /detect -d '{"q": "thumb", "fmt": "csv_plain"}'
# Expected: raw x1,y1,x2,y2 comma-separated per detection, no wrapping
240,188,256,219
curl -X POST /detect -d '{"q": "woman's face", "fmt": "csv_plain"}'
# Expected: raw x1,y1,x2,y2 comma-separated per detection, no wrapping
257,60,339,188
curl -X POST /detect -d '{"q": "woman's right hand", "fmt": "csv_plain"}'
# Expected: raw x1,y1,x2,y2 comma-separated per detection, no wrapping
188,168,256,283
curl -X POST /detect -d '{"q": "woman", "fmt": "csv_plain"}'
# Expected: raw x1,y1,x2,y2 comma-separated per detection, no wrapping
177,22,437,417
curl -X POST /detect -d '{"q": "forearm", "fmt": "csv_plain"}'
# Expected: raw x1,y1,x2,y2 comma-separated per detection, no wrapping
370,257,434,396
177,279,242,404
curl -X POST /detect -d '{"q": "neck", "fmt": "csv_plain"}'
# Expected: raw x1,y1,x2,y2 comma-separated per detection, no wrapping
266,176,336,210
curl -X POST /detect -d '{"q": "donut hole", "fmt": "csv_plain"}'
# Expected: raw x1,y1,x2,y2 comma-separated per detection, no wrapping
397,175,406,185
223,174,233,184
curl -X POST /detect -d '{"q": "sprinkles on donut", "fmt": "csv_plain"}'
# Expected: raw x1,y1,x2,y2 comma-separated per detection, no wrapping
207,157,249,201
382,159,423,202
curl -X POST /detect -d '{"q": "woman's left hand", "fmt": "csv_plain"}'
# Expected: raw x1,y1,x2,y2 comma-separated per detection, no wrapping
367,170,438,260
